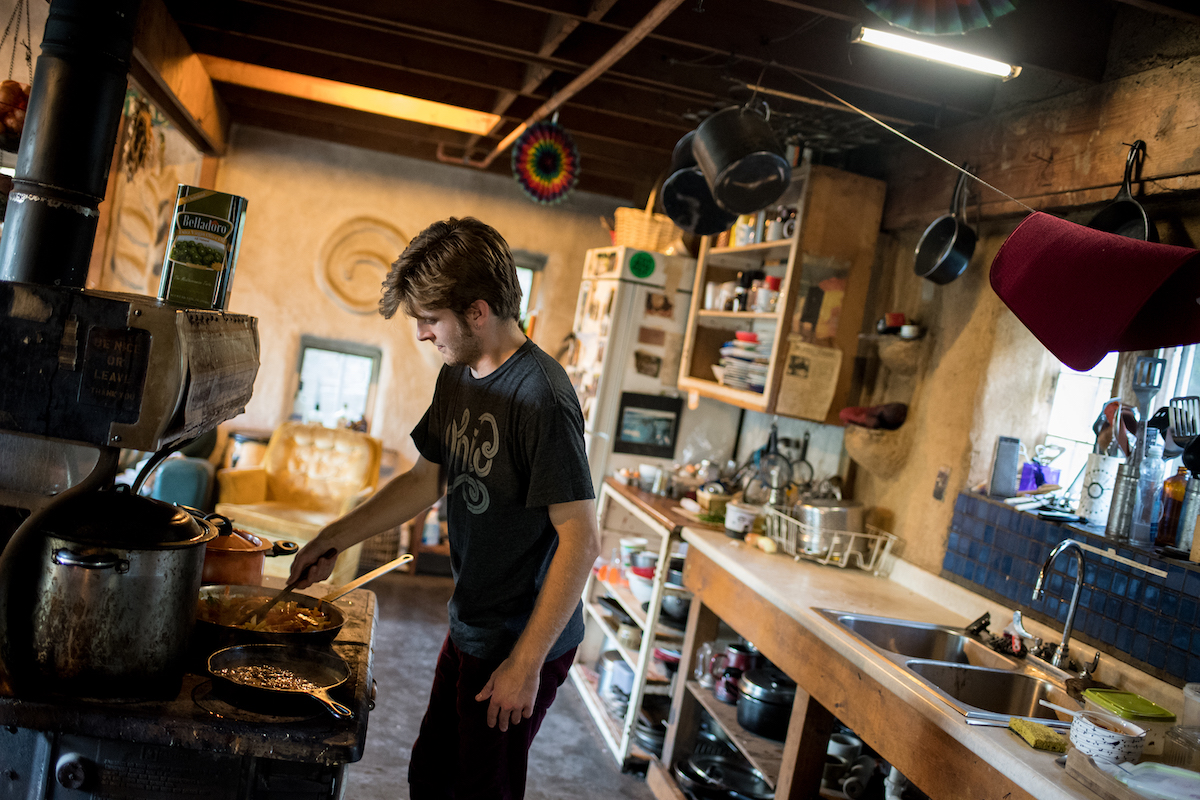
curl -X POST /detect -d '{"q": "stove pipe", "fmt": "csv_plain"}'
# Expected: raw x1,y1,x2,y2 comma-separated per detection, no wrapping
0,0,142,288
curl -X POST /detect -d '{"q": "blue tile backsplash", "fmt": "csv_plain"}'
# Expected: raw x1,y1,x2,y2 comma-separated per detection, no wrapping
942,491,1200,687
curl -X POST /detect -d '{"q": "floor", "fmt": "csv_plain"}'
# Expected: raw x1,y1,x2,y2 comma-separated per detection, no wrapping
345,571,656,800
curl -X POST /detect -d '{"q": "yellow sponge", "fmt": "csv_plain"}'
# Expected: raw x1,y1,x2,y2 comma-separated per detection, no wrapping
1008,717,1067,753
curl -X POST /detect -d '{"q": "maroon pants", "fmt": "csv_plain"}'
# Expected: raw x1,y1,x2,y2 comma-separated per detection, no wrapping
407,635,576,800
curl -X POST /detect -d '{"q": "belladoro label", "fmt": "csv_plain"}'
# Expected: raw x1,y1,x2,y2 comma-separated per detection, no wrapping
158,186,248,310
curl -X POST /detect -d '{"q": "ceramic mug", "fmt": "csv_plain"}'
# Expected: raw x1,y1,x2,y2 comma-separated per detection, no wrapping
1069,710,1146,763
1076,453,1124,525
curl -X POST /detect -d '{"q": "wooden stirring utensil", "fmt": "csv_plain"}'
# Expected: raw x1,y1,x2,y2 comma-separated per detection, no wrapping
233,547,337,627
321,553,413,604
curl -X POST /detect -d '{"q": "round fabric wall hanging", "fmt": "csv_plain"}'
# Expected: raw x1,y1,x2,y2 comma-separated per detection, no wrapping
512,120,581,204
861,0,1019,35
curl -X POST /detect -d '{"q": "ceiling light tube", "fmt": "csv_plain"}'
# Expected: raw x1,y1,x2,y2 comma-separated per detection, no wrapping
850,25,1021,80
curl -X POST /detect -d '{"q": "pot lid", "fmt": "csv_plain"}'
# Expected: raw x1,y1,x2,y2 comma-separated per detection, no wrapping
686,753,773,800
39,488,216,549
206,529,269,553
738,666,796,703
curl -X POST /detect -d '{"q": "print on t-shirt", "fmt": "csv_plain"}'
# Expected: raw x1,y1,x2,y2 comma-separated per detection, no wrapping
445,407,496,514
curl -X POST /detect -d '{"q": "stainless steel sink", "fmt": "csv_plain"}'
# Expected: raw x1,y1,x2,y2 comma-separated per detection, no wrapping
816,608,1081,725
905,660,1077,723
819,611,1015,669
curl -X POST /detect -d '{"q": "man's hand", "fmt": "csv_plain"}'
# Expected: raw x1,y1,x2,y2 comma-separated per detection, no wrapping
288,539,338,588
475,657,541,732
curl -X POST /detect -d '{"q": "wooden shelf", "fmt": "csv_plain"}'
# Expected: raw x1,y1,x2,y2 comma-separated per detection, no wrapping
583,602,673,686
569,664,652,766
686,680,784,789
594,575,686,640
677,164,886,423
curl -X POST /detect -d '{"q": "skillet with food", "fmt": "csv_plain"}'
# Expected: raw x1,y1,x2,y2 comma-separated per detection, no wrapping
196,584,345,646
208,643,352,719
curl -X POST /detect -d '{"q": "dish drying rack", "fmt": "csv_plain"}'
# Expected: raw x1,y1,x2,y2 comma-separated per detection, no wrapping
762,506,898,575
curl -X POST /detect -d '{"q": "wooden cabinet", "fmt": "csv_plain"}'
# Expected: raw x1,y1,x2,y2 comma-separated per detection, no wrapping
569,480,715,771
677,164,885,425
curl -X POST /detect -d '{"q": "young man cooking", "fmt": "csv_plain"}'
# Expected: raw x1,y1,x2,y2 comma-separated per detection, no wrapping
288,216,600,800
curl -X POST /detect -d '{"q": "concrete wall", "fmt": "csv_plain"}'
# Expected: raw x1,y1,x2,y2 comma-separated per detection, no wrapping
211,125,624,468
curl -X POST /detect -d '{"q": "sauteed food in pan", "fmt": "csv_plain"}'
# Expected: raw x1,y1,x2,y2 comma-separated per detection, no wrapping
198,589,336,632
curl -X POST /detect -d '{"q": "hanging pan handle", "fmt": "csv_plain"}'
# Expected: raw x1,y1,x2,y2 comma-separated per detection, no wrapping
951,164,974,223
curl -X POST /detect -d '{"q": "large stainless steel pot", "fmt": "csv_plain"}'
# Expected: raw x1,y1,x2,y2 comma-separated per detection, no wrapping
19,488,217,698
792,498,865,556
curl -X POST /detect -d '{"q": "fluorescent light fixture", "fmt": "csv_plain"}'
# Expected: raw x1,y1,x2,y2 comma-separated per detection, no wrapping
199,55,502,136
850,25,1021,80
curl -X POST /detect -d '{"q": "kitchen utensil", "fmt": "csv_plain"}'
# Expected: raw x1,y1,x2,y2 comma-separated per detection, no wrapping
684,752,774,800
737,666,796,740
208,643,352,719
1127,356,1166,471
662,165,739,236
1084,688,1176,756
1087,140,1158,242
234,548,337,627
201,515,298,586
196,583,346,646
1176,439,1200,552
791,498,865,555
691,102,790,215
1170,396,1200,447
15,487,218,699
320,553,412,603
914,165,977,284
1039,699,1082,718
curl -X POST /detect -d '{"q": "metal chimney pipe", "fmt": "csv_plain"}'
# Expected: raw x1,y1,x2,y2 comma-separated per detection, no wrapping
0,0,142,287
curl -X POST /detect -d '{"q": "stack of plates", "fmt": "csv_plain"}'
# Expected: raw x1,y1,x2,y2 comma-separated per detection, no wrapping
717,332,772,393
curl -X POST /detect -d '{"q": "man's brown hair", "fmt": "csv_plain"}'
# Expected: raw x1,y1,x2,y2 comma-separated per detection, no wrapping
380,217,523,322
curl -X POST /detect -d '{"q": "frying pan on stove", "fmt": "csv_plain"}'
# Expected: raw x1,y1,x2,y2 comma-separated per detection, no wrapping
208,643,352,719
1087,140,1158,242
196,584,346,647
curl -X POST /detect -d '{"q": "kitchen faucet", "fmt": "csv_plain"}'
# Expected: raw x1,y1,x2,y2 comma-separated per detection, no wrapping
1032,539,1086,670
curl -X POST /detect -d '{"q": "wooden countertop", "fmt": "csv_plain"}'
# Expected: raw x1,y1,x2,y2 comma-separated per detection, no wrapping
602,477,724,535
680,525,1104,800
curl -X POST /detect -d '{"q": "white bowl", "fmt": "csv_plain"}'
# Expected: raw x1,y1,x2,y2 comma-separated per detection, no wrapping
628,572,653,604
1070,710,1146,763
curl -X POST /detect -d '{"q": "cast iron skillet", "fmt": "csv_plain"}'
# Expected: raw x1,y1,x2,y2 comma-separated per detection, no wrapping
914,167,977,285
208,643,352,719
196,584,346,647
1087,140,1158,242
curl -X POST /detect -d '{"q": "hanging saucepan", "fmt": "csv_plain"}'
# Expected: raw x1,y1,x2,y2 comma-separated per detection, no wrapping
662,131,738,236
691,102,791,215
914,166,977,285
1087,140,1158,242
208,643,353,719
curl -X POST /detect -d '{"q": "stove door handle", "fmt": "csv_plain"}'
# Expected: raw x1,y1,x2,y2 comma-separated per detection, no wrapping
53,548,130,573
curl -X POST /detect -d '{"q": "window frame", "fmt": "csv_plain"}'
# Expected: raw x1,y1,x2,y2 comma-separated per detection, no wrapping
289,335,383,433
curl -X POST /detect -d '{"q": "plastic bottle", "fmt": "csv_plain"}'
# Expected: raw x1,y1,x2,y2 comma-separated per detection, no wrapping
1129,433,1165,547
1157,466,1189,547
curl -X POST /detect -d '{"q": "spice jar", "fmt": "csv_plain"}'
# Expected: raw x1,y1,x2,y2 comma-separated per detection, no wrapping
1158,466,1189,547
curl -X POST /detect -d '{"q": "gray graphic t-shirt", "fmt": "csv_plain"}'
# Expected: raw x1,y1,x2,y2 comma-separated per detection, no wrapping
411,339,594,661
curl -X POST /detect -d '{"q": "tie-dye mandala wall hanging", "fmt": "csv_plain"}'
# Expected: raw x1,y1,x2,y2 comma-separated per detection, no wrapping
511,120,581,204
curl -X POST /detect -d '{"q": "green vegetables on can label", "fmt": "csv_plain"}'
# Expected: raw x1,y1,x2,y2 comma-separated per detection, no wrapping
158,185,248,309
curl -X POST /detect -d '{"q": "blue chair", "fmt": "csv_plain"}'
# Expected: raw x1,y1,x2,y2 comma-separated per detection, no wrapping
149,456,216,511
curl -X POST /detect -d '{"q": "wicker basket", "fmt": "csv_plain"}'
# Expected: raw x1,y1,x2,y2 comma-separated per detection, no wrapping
614,186,678,252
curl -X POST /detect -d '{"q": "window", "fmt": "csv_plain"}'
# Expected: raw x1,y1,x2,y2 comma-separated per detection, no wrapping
1047,346,1199,501
512,249,546,324
291,336,382,431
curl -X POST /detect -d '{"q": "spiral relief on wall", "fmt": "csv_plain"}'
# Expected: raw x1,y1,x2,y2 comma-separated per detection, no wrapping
317,216,408,314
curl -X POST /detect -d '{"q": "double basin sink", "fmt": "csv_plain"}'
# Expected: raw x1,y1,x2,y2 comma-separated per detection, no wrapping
816,609,1081,726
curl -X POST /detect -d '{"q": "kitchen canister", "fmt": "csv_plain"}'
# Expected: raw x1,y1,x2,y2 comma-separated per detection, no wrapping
1084,688,1176,755
1077,453,1124,525
724,500,761,539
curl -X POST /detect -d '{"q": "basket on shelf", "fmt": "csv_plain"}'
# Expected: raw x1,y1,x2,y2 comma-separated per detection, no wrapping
357,525,402,571
614,185,678,252
762,505,898,575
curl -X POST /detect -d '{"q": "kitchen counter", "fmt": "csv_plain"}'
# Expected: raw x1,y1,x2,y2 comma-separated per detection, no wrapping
0,584,377,766
677,525,1108,800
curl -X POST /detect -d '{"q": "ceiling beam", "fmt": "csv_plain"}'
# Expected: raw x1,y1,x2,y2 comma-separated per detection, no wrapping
1112,0,1200,23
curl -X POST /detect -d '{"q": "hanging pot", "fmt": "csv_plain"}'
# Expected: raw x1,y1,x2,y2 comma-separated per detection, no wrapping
691,103,791,215
914,167,977,285
662,130,739,236
10,487,217,699
1087,140,1158,242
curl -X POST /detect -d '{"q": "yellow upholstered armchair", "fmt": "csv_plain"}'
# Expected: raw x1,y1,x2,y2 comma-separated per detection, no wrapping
215,422,383,586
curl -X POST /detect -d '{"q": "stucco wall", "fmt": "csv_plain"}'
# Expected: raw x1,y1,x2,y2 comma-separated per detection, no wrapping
211,125,624,467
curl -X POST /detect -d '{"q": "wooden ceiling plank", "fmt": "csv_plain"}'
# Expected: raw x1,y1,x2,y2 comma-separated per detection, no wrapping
131,0,229,155
1112,0,1200,24
877,54,1200,229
